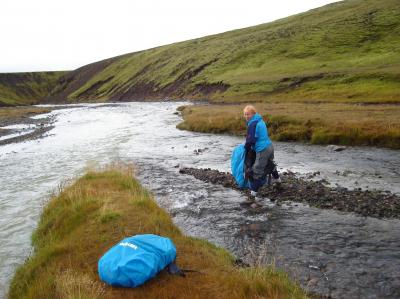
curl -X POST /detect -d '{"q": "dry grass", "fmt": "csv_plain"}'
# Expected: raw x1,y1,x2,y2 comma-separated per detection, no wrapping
0,107,51,123
8,164,308,299
177,103,400,149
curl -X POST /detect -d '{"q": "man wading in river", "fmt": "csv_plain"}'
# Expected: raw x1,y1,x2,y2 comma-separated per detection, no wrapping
243,105,281,201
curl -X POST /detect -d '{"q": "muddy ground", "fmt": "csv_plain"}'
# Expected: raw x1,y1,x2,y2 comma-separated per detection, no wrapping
179,167,400,219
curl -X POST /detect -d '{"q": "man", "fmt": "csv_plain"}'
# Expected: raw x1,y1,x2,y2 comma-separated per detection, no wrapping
243,105,281,200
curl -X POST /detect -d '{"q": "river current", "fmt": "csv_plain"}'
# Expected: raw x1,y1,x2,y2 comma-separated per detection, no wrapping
0,102,399,298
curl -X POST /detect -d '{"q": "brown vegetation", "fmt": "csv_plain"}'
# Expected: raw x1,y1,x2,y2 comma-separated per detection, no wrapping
0,107,51,126
177,103,400,149
8,165,308,299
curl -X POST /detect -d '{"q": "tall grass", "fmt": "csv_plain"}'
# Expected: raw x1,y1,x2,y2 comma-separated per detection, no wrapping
177,103,400,149
8,164,308,299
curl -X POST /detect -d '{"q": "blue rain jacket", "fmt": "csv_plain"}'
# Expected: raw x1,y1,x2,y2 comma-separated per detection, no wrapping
245,113,271,153
98,234,176,287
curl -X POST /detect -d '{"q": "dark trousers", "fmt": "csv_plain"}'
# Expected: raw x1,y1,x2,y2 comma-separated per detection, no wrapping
245,145,279,192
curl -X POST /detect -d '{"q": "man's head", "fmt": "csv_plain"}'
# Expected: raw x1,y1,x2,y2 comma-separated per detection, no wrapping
243,105,256,122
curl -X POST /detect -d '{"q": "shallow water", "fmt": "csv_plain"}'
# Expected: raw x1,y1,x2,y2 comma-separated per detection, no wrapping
0,130,35,141
0,102,399,298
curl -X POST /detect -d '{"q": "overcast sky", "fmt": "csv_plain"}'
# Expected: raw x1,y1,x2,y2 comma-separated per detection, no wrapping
1,0,340,72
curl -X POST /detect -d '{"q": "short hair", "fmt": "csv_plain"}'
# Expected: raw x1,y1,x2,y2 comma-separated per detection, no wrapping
243,105,256,114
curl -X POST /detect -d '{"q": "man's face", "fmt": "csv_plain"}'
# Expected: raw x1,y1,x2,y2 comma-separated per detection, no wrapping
244,110,254,122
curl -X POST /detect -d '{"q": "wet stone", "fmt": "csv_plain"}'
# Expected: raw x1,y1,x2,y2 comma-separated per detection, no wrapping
179,167,400,219
327,145,347,152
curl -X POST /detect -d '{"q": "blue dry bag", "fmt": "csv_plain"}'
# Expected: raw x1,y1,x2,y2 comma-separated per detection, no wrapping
98,234,177,287
231,144,250,189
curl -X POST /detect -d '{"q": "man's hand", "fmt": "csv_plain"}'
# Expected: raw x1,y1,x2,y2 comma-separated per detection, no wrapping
244,168,253,180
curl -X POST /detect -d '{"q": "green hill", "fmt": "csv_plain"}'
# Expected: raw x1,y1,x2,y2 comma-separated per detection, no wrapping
0,72,66,106
1,0,399,148
46,0,399,104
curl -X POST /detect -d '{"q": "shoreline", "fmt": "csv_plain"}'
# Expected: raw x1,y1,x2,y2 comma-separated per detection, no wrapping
179,167,400,219
176,103,400,150
8,166,309,299
2,100,399,150
0,105,84,146
2,101,398,219
0,106,55,146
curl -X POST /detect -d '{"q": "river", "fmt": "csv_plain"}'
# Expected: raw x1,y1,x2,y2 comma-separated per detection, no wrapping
0,102,399,298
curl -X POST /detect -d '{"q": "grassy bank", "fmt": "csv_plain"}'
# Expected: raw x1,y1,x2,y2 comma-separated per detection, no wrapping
0,107,51,126
8,165,308,299
177,103,400,149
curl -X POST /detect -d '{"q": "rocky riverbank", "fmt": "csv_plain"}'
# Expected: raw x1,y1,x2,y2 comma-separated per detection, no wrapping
179,167,400,219
0,108,54,146
0,105,82,146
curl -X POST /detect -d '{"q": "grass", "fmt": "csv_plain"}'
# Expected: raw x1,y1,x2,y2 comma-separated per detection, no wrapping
0,107,51,124
177,103,400,149
8,164,308,299
0,72,66,106
49,0,400,104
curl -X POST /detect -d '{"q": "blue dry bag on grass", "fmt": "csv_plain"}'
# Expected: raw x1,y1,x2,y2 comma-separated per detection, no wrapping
98,234,177,287
231,144,250,189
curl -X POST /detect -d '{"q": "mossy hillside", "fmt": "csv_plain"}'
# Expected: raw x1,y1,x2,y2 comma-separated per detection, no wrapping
8,165,308,299
61,0,400,103
0,72,67,106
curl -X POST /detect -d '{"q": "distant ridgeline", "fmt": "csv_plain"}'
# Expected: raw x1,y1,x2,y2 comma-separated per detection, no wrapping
0,72,66,106
1,0,400,105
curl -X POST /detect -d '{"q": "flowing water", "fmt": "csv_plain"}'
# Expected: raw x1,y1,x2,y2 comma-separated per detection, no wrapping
0,102,399,298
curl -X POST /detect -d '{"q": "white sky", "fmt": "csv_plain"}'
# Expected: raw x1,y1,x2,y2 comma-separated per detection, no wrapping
0,0,339,72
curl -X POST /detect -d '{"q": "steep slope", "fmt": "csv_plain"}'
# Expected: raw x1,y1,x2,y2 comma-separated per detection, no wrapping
0,72,67,106
47,0,400,104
